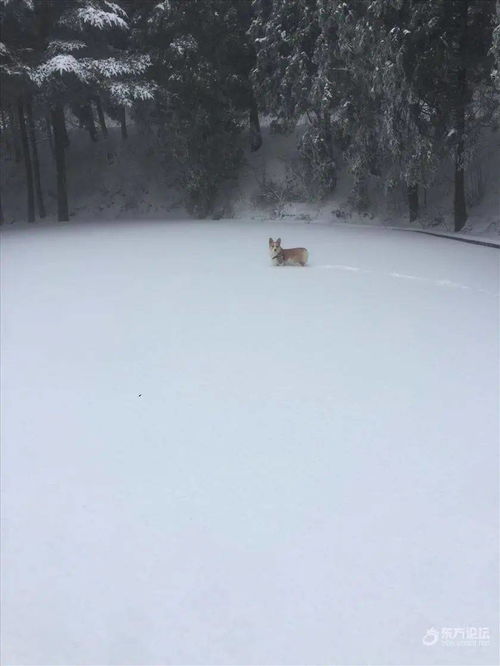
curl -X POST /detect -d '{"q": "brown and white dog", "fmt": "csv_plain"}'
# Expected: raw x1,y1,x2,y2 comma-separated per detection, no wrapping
269,238,309,266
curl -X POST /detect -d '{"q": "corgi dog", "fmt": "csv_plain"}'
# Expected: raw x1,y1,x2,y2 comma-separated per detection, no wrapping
269,238,309,266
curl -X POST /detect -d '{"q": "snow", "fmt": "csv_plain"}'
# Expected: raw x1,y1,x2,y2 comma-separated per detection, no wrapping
1,219,498,665
32,54,91,84
31,54,151,87
74,7,127,31
2,121,499,243
47,40,87,54
108,80,156,105
90,55,151,78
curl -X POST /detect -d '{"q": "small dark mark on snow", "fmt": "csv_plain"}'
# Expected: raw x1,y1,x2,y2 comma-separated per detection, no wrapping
138,394,142,397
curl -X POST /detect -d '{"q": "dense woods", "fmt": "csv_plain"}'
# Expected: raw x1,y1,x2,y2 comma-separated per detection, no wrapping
1,0,498,229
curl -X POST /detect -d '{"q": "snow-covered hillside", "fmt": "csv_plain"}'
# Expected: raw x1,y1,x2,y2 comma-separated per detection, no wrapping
2,122,499,242
1,219,498,665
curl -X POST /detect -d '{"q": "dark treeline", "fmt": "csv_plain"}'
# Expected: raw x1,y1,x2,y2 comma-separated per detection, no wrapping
1,0,499,229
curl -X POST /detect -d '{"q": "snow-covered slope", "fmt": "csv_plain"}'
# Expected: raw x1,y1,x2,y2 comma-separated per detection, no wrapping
1,219,498,665
2,121,499,241
1,125,185,225
236,123,500,241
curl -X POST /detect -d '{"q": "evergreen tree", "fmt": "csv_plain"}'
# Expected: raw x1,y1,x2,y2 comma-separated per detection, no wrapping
251,0,497,220
314,0,384,209
250,0,319,129
414,1,497,230
131,0,252,217
0,0,39,222
27,0,151,220
2,0,498,225
354,0,441,221
250,0,337,198
493,1,500,92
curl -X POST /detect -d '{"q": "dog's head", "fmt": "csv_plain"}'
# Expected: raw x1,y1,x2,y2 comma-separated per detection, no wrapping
269,237,282,258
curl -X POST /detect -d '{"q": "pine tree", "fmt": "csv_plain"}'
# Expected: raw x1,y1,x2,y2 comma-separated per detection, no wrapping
27,0,151,220
17,97,35,222
313,0,382,208
131,0,251,217
355,0,440,221
26,97,46,218
250,0,320,128
251,0,497,221
250,0,337,197
419,1,497,231
493,1,500,92
0,0,41,221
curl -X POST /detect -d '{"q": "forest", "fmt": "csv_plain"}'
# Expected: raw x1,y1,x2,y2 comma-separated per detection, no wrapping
1,0,499,231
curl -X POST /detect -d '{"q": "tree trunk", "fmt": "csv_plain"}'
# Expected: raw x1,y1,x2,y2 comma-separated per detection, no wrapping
8,104,22,163
322,111,337,190
18,98,35,223
93,96,108,137
249,91,262,152
46,115,55,157
51,104,69,222
120,107,128,139
0,110,5,223
454,0,468,232
1,107,10,157
408,183,419,222
84,102,98,142
26,99,46,218
454,144,467,230
61,109,70,148
351,167,368,211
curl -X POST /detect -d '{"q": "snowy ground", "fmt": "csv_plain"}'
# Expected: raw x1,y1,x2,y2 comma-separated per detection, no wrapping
1,219,499,665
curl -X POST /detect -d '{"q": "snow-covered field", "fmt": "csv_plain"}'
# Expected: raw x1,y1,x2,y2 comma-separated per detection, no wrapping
1,219,498,665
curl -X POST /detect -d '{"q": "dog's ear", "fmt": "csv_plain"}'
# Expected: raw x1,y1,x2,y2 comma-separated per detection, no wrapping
269,237,273,245
276,238,281,245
